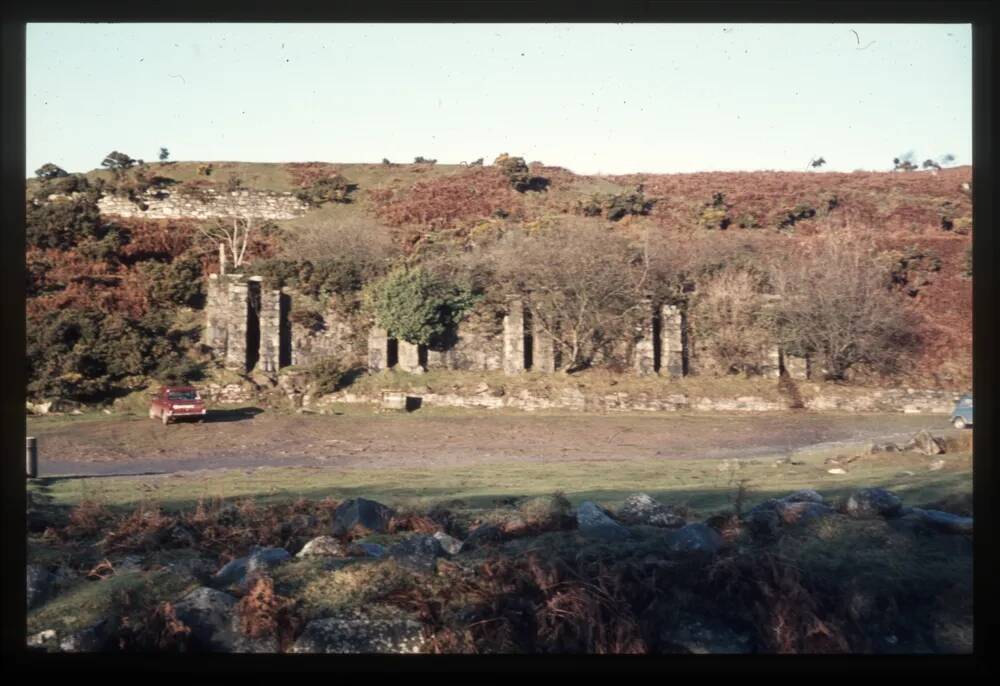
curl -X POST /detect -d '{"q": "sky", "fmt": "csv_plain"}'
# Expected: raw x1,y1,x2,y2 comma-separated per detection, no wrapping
25,23,972,176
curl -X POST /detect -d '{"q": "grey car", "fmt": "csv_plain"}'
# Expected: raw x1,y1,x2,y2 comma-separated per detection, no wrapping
951,393,973,429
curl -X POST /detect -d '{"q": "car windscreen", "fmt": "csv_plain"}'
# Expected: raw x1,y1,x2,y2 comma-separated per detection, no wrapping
167,391,199,401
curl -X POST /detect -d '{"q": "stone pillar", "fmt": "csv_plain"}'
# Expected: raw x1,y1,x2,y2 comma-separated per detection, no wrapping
397,340,424,374
426,348,448,370
368,326,389,372
660,304,685,378
531,314,555,373
204,274,229,355
258,287,282,373
633,299,656,376
225,280,249,371
763,345,781,378
503,297,525,375
783,352,810,380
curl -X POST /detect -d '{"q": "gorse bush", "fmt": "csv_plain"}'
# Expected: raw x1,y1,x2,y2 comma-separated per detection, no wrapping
26,185,107,250
366,266,480,345
309,357,346,396
295,174,355,206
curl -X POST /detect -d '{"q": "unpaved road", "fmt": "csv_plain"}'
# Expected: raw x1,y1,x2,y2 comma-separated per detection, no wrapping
26,409,958,478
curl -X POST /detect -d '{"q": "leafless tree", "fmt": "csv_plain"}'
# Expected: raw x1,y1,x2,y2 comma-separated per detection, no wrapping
199,215,256,272
490,221,645,372
688,267,772,375
770,230,920,380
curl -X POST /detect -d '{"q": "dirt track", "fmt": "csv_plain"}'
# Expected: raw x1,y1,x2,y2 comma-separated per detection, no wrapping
26,408,956,477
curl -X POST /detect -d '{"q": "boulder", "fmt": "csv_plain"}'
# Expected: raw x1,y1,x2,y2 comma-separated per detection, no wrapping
844,488,903,519
173,587,239,652
387,535,447,573
576,501,632,541
290,617,426,654
464,524,503,549
665,523,722,555
909,508,973,535
911,430,946,456
26,564,54,609
297,536,349,558
742,503,782,539
432,531,464,556
781,489,825,505
616,493,686,528
351,542,387,559
775,501,835,525
213,546,291,588
58,618,116,652
27,629,58,650
332,498,396,537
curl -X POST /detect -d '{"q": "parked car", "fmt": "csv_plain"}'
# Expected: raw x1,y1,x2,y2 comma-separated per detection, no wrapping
950,392,973,429
149,386,206,425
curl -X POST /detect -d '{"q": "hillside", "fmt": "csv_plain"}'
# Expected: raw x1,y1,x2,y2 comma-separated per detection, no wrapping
25,159,973,399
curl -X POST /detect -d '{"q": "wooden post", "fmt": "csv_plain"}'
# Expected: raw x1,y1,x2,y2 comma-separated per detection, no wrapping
26,437,37,479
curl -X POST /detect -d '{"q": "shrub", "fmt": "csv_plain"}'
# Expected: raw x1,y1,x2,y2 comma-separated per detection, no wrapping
294,174,354,206
101,150,136,174
963,244,972,278
493,153,532,191
35,163,69,180
26,189,107,250
142,254,204,307
366,266,480,345
689,268,773,375
289,308,325,332
578,189,653,222
309,357,346,396
414,156,437,164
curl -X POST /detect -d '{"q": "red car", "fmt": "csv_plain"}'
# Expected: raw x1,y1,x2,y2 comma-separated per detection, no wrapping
149,386,207,425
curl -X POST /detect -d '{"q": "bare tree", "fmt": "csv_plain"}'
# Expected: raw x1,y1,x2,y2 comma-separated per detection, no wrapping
200,215,256,272
688,268,772,375
490,221,645,372
770,230,920,380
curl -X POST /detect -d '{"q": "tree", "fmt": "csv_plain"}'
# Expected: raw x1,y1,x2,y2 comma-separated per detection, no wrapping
366,266,479,346
770,231,920,380
101,151,136,175
35,163,68,180
490,222,645,372
159,147,170,163
198,215,258,272
493,153,531,191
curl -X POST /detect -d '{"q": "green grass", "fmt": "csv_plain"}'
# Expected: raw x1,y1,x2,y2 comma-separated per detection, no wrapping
28,448,972,518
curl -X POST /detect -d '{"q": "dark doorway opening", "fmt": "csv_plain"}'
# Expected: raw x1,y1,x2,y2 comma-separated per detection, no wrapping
652,308,662,373
523,308,534,369
387,338,399,368
246,280,261,372
279,292,292,368
418,344,428,368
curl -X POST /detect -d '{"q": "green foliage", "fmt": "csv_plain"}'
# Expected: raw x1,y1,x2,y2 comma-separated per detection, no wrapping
159,147,170,162
26,309,201,401
256,257,368,296
493,153,532,191
579,189,653,221
963,244,972,278
35,163,69,180
26,187,108,250
141,254,205,307
309,357,346,396
101,151,136,174
698,193,732,230
366,266,480,345
294,175,354,206
413,156,437,164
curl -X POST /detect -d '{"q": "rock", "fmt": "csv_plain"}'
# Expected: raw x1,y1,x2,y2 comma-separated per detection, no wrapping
845,488,903,519
742,503,782,539
213,546,291,587
500,515,530,537
666,523,723,555
928,459,946,471
576,501,632,541
164,523,198,548
464,524,503,549
27,629,58,649
387,535,447,573
663,615,753,654
909,508,973,535
827,468,847,475
775,501,835,525
297,536,349,558
58,618,115,652
432,531,463,556
332,498,395,537
616,493,686,528
173,587,239,652
912,430,946,456
290,617,426,654
781,489,825,504
351,542,387,558
26,565,54,609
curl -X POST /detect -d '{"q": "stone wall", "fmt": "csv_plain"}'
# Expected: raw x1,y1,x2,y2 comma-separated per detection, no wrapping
96,188,308,220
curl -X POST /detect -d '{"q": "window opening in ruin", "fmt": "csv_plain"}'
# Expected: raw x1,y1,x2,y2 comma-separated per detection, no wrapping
279,292,292,367
523,307,534,369
652,308,663,373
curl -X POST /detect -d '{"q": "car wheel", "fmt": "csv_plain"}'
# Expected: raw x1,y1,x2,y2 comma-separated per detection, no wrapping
953,417,967,430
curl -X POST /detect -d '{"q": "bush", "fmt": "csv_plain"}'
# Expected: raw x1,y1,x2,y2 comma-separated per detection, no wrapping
493,153,532,192
309,357,346,396
413,156,437,164
289,308,325,332
101,151,136,174
689,268,772,375
35,163,69,180
26,189,107,250
578,190,653,222
366,266,480,345
294,175,354,206
142,254,204,307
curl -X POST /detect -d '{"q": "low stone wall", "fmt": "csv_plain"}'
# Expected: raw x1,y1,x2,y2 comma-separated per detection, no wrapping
311,387,960,415
96,189,308,221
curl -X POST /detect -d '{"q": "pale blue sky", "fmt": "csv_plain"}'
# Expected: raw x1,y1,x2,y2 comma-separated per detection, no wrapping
26,23,972,176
